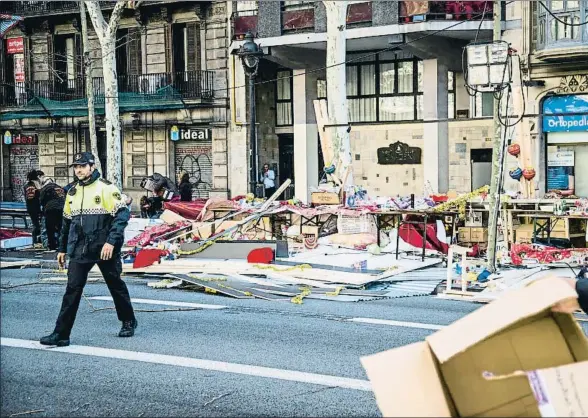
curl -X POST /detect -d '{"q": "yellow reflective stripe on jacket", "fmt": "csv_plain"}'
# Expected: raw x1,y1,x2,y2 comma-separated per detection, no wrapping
63,179,126,219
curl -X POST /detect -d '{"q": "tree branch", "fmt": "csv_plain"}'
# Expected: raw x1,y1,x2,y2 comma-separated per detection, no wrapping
84,1,108,43
107,1,128,38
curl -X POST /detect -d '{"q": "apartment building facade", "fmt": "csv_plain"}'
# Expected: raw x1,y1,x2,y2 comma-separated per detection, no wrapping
228,0,588,201
1,0,231,204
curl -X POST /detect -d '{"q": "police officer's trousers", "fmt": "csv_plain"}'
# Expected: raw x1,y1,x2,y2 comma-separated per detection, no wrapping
54,258,135,338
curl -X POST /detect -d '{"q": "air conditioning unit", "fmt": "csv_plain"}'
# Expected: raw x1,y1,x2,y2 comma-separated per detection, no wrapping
138,75,158,94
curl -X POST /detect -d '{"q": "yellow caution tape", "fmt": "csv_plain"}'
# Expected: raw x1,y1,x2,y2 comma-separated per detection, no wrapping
204,287,217,294
187,274,227,282
291,287,311,304
326,286,344,297
253,264,312,272
177,240,215,256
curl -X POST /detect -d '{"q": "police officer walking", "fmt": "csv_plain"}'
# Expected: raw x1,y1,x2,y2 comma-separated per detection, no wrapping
40,152,137,346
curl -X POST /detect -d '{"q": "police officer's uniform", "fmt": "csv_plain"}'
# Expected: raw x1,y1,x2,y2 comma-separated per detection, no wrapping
41,152,137,346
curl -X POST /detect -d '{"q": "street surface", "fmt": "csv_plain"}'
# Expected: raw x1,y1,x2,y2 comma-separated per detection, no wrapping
2,265,587,417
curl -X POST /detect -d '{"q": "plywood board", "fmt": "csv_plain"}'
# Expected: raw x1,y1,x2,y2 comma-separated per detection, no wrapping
169,274,253,299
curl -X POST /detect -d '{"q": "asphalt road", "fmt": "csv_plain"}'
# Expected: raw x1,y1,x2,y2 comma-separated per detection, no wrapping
1,265,586,417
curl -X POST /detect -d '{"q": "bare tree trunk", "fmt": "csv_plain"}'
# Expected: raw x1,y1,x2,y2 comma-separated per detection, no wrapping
84,0,126,189
80,1,102,174
323,0,353,186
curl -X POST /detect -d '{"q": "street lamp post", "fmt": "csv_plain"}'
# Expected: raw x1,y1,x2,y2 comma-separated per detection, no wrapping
236,32,264,196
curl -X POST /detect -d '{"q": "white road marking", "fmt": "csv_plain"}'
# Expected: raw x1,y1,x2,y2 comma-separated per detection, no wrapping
88,296,227,310
1,338,372,392
347,317,445,331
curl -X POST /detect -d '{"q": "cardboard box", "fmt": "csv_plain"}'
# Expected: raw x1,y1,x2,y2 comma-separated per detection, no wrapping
361,277,588,417
310,192,340,205
458,227,471,242
470,227,488,243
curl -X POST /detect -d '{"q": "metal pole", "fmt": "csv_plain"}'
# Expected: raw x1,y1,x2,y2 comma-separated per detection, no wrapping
487,0,502,273
249,72,258,196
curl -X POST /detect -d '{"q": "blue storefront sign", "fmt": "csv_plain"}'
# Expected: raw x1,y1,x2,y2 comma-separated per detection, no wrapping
543,94,588,133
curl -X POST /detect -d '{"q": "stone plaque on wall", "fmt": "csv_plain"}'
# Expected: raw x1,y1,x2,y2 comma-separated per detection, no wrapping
132,142,146,153
377,141,422,165
55,143,67,153
55,155,68,165
54,134,66,142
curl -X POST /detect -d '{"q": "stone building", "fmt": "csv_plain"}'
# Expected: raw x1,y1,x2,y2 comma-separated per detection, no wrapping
1,1,230,205
228,1,588,201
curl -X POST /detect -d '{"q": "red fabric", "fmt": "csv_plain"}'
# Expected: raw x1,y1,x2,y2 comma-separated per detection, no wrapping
126,221,191,247
0,228,31,241
163,199,209,220
133,249,168,269
247,248,274,264
398,220,449,254
510,244,588,266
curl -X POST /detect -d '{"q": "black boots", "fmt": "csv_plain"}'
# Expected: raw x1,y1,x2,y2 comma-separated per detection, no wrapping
118,319,138,337
40,332,70,347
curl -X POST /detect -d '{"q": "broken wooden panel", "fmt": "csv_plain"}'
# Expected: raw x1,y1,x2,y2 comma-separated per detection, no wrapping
282,9,314,31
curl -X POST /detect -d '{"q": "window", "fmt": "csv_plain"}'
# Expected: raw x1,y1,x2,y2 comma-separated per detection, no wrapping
536,0,588,49
448,71,456,119
474,92,494,117
276,70,293,126
237,0,258,15
315,53,455,123
283,0,314,11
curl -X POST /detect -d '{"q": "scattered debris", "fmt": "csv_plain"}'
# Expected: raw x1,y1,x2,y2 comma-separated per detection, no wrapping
9,410,45,417
203,392,232,407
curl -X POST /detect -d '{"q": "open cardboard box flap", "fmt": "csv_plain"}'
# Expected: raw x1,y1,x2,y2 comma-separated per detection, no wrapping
361,277,588,418
426,277,579,363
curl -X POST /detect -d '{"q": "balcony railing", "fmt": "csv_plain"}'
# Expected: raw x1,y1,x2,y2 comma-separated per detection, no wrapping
0,1,79,16
0,78,85,107
399,1,493,23
92,71,214,100
0,71,214,108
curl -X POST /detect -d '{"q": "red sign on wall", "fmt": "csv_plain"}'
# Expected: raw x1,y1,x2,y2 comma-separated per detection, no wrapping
6,37,24,54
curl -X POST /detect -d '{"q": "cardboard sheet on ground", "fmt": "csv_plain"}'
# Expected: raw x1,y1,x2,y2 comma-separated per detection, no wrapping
282,245,441,278
361,277,588,417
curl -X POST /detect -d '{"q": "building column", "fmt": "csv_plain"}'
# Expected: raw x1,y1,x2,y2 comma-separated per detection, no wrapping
228,55,249,197
293,69,319,203
423,59,449,194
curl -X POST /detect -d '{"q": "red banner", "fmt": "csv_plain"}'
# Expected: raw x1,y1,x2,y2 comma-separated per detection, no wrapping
510,244,588,266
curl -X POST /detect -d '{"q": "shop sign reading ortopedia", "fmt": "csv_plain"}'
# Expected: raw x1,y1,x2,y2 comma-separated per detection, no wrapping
543,94,588,133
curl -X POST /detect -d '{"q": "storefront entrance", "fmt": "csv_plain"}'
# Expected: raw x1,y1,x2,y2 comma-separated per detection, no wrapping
542,94,588,197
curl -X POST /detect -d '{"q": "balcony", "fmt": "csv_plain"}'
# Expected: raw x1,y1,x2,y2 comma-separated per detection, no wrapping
0,78,85,107
0,1,80,16
232,8,259,40
281,1,315,33
399,1,494,24
534,0,588,61
0,71,214,109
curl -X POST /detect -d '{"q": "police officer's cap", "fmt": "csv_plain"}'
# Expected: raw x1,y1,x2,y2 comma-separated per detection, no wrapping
70,152,96,167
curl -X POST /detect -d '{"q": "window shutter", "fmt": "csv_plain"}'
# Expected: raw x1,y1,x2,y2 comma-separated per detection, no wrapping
186,22,200,72
164,24,172,73
47,34,54,82
75,33,83,80
127,27,142,75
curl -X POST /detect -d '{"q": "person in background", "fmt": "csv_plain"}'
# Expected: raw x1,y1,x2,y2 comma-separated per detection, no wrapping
177,171,193,202
121,194,133,212
151,172,178,196
39,176,66,251
260,163,276,198
63,179,77,194
24,170,42,244
551,275,588,315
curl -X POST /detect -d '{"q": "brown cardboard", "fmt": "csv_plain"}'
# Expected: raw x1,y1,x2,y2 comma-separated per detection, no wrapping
470,227,488,243
458,227,471,242
361,277,588,418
